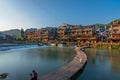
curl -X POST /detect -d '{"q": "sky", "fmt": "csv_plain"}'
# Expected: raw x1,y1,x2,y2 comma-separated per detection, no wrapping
0,0,120,31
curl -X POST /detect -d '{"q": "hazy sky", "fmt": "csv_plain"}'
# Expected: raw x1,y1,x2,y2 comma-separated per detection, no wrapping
0,0,120,31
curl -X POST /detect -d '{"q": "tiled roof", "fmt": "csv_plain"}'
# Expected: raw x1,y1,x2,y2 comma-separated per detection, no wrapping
25,28,37,33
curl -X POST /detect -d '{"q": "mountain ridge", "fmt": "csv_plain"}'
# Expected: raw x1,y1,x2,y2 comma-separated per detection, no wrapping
0,29,21,37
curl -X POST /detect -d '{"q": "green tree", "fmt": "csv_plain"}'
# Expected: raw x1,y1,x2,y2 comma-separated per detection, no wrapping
21,28,24,40
15,36,24,41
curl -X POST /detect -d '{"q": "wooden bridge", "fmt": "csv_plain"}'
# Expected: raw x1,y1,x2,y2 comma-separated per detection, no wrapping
39,49,87,80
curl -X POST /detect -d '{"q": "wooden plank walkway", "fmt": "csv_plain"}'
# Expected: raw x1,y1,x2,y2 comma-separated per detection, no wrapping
39,48,87,80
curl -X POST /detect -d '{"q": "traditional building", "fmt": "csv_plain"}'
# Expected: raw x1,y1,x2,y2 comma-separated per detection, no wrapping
40,27,57,43
57,24,71,44
109,20,120,43
25,28,41,43
92,25,109,42
78,26,96,45
70,25,81,44
57,24,96,46
57,24,80,45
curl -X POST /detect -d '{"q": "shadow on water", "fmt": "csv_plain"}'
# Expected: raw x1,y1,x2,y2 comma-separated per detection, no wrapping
70,61,87,80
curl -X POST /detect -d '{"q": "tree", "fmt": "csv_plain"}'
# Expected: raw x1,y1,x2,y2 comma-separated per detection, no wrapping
15,36,24,41
21,28,25,40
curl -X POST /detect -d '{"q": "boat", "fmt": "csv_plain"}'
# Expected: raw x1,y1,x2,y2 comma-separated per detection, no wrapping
0,73,8,79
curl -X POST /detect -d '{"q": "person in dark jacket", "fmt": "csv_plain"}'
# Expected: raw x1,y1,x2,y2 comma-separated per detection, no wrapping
29,73,34,80
32,70,38,80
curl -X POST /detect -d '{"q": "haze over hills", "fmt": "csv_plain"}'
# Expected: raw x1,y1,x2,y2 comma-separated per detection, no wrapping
0,29,21,37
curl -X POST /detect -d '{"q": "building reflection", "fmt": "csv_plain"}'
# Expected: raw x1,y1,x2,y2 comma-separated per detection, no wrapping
109,50,120,73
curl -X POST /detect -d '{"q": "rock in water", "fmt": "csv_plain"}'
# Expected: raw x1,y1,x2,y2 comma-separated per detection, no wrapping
0,73,8,79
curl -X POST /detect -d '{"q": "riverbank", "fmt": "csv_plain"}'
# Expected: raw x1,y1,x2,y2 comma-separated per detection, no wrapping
90,43,120,49
39,48,87,80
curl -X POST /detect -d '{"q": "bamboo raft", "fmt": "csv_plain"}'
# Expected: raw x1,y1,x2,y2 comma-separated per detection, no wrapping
39,49,87,80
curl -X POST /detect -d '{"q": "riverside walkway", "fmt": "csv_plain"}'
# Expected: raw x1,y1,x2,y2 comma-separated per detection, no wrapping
39,48,87,80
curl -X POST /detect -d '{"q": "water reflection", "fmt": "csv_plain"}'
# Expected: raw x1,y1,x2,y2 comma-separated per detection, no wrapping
77,48,120,80
109,49,120,76
0,47,75,80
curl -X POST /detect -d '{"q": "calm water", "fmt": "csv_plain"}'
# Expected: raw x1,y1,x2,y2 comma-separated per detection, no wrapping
0,46,75,80
77,48,120,80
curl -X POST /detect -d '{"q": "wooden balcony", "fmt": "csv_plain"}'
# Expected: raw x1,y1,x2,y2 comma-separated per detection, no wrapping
41,34,48,36
41,36,48,39
112,37,120,40
112,24,120,27
89,37,97,40
57,31,64,34
71,34,77,37
71,30,78,32
42,39,48,42
76,37,87,40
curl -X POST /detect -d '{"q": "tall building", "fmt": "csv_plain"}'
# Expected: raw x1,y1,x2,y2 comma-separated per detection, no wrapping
109,20,120,43
57,24,73,44
25,28,41,43
40,27,57,43
78,26,96,45
70,25,82,45
57,24,96,45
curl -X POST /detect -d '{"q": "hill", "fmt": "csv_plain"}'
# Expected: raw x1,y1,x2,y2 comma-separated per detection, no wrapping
0,29,21,37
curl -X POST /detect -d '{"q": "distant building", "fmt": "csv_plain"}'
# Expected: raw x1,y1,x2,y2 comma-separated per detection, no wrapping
92,25,109,42
109,20,120,43
40,27,57,43
57,24,73,45
70,25,82,44
0,33,14,43
25,28,41,43
22,21,120,45
82,26,96,44
57,24,96,46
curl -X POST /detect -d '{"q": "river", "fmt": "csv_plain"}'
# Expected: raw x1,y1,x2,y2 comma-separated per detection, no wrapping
77,48,120,80
1,46,120,80
0,46,75,80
